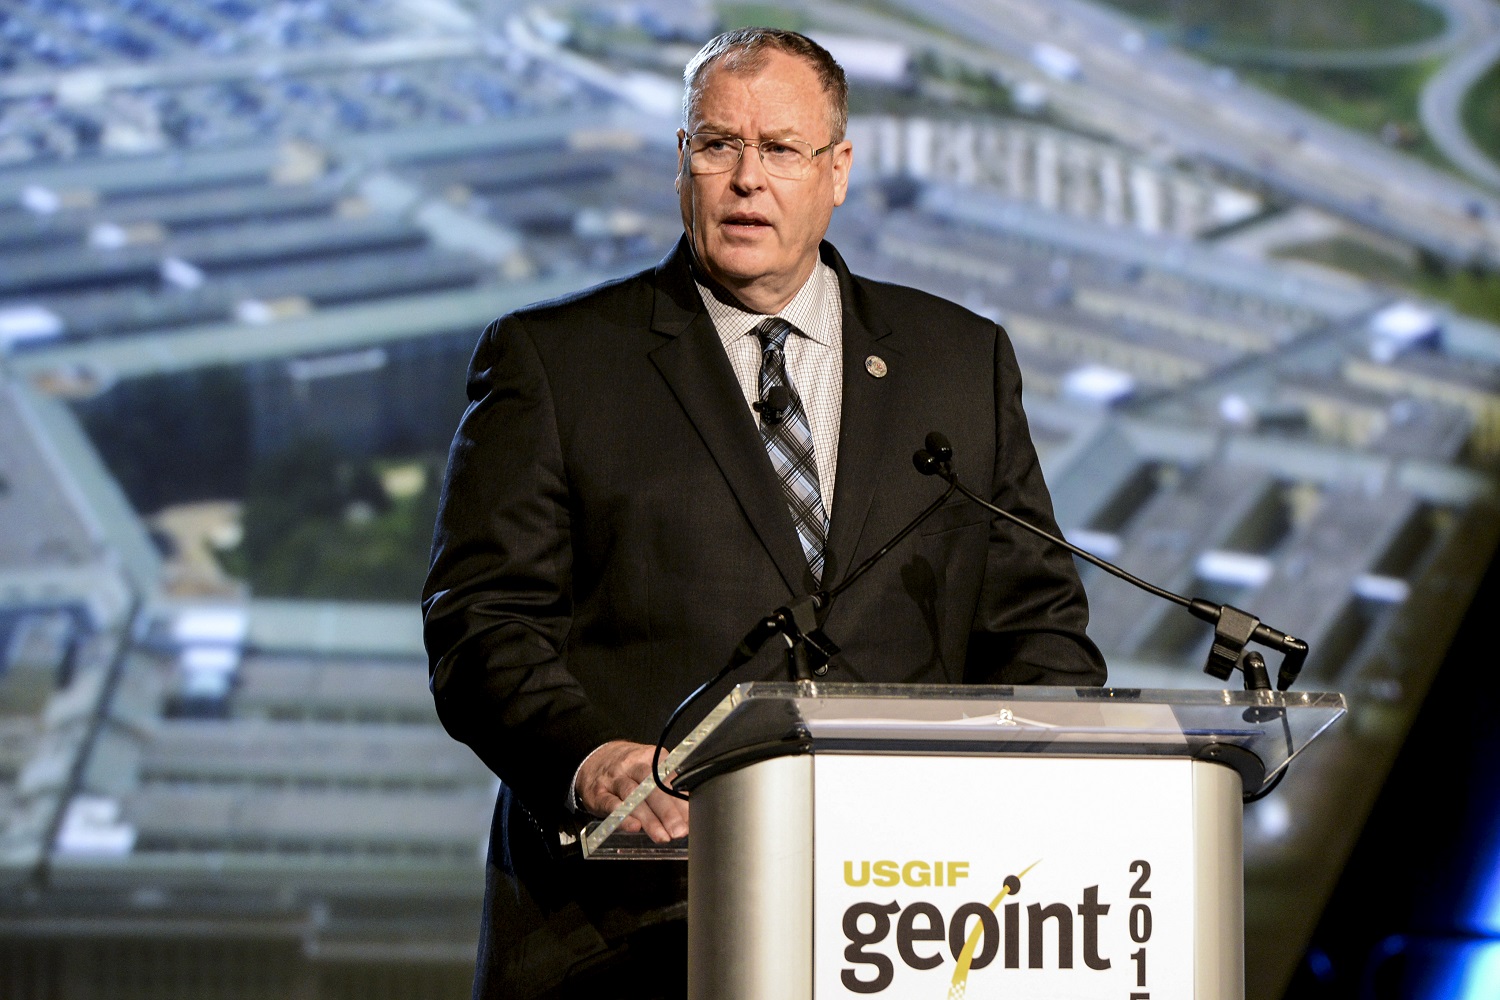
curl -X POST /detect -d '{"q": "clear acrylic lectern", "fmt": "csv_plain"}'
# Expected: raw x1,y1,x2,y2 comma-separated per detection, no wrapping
584,682,1346,1000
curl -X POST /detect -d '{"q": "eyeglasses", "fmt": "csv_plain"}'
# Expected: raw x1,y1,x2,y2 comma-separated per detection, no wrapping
684,132,835,180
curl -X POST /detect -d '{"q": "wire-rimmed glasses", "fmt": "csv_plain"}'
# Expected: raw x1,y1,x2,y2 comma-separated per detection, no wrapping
684,132,836,180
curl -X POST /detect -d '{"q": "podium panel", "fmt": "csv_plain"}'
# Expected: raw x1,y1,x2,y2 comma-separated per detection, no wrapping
689,753,1242,1000
689,754,813,1000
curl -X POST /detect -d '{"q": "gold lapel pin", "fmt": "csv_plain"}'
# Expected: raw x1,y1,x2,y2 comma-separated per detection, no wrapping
865,355,888,378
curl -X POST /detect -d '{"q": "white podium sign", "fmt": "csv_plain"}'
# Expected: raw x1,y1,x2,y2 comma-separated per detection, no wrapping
812,755,1197,999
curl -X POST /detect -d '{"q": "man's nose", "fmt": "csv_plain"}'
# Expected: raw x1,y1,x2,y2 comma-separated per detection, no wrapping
730,142,768,189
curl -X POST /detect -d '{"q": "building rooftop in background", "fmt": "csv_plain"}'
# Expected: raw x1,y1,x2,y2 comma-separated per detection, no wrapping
0,1,1498,997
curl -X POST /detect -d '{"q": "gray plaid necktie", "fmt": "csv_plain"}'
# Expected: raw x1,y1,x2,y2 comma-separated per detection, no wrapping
755,318,829,582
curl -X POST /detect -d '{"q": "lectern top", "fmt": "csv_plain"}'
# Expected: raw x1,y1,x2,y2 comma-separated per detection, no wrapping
675,682,1343,786
582,682,1346,858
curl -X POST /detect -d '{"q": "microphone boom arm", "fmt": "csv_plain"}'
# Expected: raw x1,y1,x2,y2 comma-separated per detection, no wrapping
914,432,1309,692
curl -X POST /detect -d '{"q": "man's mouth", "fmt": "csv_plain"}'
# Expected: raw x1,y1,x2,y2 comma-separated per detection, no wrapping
722,213,772,229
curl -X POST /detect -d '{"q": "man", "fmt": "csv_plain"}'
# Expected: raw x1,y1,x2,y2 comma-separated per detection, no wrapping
423,27,1106,999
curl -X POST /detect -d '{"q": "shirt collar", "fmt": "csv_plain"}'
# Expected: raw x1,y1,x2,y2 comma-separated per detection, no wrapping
693,259,836,346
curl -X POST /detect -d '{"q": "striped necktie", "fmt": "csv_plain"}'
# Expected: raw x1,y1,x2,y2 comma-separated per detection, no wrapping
755,317,829,582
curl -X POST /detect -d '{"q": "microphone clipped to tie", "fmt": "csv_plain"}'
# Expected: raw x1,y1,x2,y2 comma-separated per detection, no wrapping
753,385,792,426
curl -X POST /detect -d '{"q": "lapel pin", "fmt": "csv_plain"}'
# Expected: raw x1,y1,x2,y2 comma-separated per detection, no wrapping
865,355,888,378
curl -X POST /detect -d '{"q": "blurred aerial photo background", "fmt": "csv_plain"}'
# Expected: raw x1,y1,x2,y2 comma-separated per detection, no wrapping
2,0,1499,997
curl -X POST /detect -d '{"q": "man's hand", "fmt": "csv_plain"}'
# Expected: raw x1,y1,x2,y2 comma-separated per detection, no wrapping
575,740,690,843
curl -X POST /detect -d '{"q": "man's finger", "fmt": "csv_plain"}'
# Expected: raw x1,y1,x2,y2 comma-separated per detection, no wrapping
575,741,691,841
644,789,689,840
631,794,688,842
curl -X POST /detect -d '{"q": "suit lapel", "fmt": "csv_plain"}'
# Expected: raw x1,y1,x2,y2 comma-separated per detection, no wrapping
823,245,896,587
647,240,811,594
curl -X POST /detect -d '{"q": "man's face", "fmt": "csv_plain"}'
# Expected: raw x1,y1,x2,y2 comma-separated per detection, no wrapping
677,49,852,313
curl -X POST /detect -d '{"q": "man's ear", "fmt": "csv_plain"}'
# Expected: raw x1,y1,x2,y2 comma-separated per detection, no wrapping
830,140,853,207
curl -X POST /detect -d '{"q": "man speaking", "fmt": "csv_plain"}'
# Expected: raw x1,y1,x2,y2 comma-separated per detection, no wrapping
423,26,1106,999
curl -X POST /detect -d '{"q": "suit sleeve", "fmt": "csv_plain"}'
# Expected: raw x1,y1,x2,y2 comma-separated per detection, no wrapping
422,315,623,829
965,323,1108,687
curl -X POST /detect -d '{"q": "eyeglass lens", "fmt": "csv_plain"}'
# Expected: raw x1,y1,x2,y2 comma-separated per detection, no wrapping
689,134,816,178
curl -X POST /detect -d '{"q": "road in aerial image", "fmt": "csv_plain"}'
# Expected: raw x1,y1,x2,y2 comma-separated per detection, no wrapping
0,1,1498,997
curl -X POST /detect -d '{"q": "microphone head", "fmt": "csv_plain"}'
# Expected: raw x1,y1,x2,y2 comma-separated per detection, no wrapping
756,385,792,425
912,449,941,476
1274,636,1308,691
924,432,953,464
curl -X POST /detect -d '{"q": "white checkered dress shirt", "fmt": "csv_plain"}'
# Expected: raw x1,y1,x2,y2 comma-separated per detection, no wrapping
694,261,844,510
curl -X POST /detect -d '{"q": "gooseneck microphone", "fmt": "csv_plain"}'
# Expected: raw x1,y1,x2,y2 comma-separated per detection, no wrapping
651,459,962,800
652,430,1312,803
912,431,1309,693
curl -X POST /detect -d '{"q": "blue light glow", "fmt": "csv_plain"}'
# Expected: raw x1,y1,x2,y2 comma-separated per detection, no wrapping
1464,820,1500,935
1449,942,1500,1000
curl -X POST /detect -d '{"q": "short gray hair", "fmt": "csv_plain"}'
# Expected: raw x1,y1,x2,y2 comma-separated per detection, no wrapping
682,27,849,143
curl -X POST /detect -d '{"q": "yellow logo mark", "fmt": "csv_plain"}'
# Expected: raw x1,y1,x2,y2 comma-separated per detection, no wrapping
946,861,1040,1000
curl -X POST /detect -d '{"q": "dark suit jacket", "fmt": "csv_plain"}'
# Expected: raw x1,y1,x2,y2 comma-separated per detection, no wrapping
422,237,1106,996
